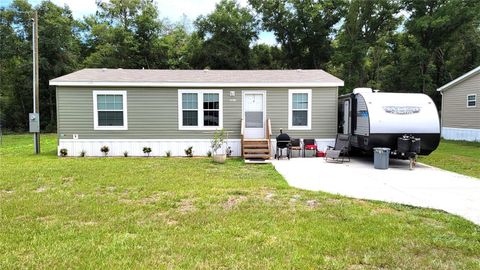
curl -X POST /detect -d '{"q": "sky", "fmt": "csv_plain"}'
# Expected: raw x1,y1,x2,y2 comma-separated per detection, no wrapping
0,0,277,45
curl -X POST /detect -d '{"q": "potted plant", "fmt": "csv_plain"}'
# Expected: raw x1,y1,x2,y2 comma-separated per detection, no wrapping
143,146,152,157
211,129,227,163
100,145,109,156
185,146,193,157
59,148,68,157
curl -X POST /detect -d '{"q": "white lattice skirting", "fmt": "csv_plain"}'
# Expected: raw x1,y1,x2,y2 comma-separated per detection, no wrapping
442,127,480,142
58,138,336,157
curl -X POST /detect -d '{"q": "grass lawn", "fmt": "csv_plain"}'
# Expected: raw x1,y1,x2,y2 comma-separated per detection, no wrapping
0,134,479,269
419,140,480,179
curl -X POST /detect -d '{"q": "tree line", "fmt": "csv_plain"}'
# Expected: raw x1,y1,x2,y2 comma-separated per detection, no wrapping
1,0,479,132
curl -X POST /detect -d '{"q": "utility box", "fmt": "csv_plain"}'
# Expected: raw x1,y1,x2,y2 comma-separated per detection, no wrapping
29,113,40,133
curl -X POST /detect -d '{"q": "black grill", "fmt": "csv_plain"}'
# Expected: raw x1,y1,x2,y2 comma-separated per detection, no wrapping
276,132,291,148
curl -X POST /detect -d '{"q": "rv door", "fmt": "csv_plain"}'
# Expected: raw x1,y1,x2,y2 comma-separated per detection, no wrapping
343,100,350,134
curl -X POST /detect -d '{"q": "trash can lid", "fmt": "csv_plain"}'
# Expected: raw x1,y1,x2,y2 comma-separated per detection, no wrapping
373,147,391,152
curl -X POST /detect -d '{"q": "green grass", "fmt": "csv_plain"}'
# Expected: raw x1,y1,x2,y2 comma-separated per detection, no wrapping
0,134,479,269
420,140,480,179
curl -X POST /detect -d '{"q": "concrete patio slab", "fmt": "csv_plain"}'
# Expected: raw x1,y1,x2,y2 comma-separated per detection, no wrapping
272,157,480,225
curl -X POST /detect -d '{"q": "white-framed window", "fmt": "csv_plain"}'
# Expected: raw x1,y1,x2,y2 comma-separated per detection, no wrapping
93,90,128,130
467,94,476,108
178,89,223,130
288,89,312,130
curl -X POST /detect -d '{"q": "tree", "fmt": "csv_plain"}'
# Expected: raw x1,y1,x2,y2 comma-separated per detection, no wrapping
331,0,400,93
249,0,346,69
401,0,480,96
192,0,259,69
82,0,163,68
37,1,82,131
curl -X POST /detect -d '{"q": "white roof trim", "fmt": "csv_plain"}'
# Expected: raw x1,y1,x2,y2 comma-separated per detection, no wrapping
49,81,344,87
437,66,480,92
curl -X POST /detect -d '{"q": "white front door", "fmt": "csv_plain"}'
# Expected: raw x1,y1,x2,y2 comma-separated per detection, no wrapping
243,91,266,139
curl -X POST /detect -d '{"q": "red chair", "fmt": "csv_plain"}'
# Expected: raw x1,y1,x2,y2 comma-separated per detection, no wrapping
303,139,317,157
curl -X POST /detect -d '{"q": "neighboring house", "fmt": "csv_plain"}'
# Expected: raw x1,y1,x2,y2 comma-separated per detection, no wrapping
50,69,344,157
437,67,480,142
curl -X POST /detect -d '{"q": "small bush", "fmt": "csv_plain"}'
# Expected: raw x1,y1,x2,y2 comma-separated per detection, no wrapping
207,150,212,157
59,148,68,157
185,146,193,157
143,147,152,157
80,150,86,157
123,151,128,157
100,145,109,156
165,150,171,157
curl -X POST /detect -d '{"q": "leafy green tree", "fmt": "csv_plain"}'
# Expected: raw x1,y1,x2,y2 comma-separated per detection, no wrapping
83,0,162,68
192,0,259,69
401,0,480,95
331,0,400,93
37,1,82,131
250,44,284,69
249,0,346,69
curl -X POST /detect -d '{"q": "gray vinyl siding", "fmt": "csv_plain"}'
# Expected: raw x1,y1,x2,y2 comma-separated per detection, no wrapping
57,86,337,140
442,73,480,129
354,95,369,136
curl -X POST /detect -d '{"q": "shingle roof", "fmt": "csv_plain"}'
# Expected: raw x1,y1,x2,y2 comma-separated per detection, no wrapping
50,68,344,87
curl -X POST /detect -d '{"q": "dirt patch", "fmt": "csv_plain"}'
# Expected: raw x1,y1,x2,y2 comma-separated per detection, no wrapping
325,198,342,205
0,190,14,194
137,193,162,205
223,196,248,210
306,199,319,208
35,186,48,193
36,216,57,224
61,176,74,185
178,199,196,213
371,207,396,215
290,194,301,203
265,192,275,201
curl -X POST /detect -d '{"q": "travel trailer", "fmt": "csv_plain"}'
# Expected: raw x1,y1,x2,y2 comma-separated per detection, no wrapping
338,88,440,157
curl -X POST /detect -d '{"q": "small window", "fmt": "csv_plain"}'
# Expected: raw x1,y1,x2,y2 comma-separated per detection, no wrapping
288,89,312,130
178,90,223,130
182,93,198,126
93,91,127,130
203,93,220,126
467,94,476,108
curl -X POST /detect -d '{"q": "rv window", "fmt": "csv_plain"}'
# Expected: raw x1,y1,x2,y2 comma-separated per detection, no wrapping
178,90,223,130
467,94,476,108
93,91,128,130
288,89,312,130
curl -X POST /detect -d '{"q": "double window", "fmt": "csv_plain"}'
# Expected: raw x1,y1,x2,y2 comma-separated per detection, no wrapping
93,91,128,130
178,90,223,130
288,89,312,130
467,94,476,108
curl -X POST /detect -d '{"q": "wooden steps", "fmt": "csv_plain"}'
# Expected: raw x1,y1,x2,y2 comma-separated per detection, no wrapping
243,139,271,160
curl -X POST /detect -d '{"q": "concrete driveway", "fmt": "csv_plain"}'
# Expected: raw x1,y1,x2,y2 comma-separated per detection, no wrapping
272,157,480,225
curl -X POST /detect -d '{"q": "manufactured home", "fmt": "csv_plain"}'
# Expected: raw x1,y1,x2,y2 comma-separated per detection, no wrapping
50,69,344,157
437,66,480,141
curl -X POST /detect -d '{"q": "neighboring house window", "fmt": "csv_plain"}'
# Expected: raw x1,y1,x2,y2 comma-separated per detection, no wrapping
93,90,128,130
467,94,476,108
288,89,312,130
178,90,223,130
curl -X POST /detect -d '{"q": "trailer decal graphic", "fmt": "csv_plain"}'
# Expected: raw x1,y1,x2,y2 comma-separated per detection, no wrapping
383,106,421,115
